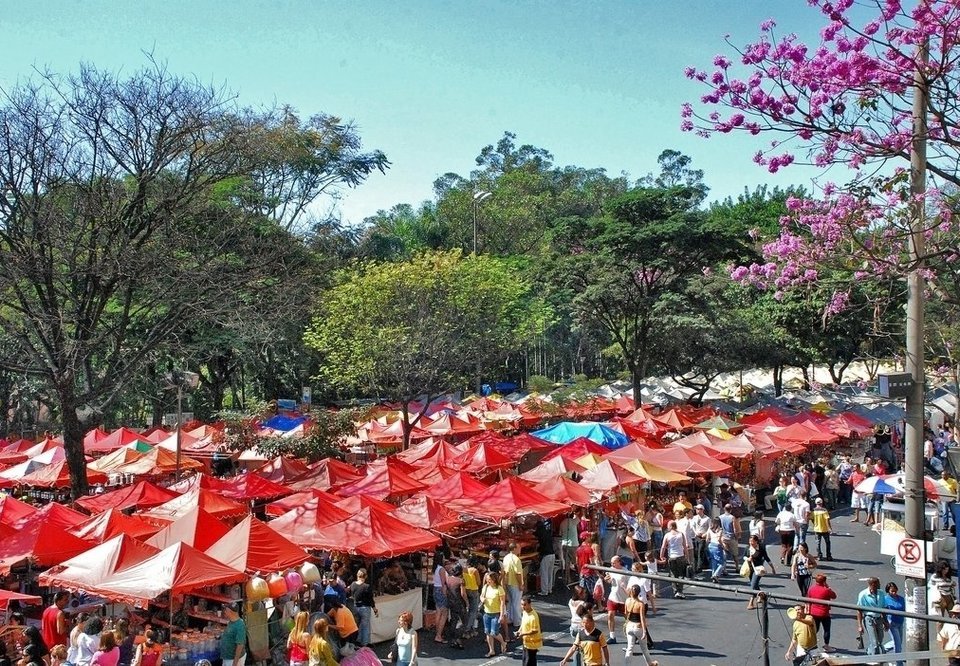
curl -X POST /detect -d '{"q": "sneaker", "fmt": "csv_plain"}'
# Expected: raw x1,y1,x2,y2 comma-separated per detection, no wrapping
677,593,686,599
711,576,719,584
608,637,617,644
674,592,682,598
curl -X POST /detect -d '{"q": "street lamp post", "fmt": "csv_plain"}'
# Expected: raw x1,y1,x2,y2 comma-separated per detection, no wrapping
472,190,492,254
166,370,200,480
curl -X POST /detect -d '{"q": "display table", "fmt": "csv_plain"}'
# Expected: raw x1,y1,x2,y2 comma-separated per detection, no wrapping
369,588,422,644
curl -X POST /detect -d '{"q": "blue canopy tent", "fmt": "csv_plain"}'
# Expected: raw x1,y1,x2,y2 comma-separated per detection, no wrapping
262,414,308,432
532,421,629,449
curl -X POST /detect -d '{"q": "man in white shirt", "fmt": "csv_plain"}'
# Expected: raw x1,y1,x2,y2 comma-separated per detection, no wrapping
775,504,798,564
603,556,628,643
690,504,712,573
791,492,811,548
676,508,697,570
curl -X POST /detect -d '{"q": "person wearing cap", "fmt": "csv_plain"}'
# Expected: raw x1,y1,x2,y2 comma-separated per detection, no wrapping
856,578,888,656
219,603,246,666
785,605,816,666
937,603,960,663
810,498,833,560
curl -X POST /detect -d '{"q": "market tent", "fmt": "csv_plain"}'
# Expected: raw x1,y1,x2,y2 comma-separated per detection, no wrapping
0,590,41,610
500,433,554,458
335,494,397,515
519,456,587,483
205,515,309,573
448,441,515,475
0,515,92,574
84,427,109,449
422,413,485,437
71,509,161,543
822,413,873,438
112,447,205,477
573,453,603,469
154,429,202,453
391,495,462,532
694,415,743,431
20,460,109,489
85,427,144,454
766,421,838,446
0,493,37,526
17,502,89,531
366,418,433,447
88,446,146,474
448,477,569,522
631,444,733,474
138,487,248,522
395,438,451,464
144,506,231,551
406,464,457,486
602,441,663,465
38,534,159,590
531,476,595,507
253,456,311,484
140,427,170,444
0,458,54,486
89,542,245,604
171,473,291,501
336,461,426,501
541,437,610,463
279,506,441,557
532,422,629,448
285,458,363,492
745,428,805,454
578,460,646,493
422,471,491,503
76,480,179,513
269,499,367,549
617,459,691,483
407,441,469,469
264,489,347,518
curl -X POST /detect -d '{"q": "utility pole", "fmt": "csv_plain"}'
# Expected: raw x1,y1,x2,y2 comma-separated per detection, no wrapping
904,38,929,666
472,190,491,254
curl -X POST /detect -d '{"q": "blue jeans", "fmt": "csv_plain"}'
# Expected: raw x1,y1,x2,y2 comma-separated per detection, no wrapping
708,543,725,578
888,622,904,666
864,615,885,655
506,585,522,625
794,523,809,548
483,612,501,636
466,589,480,634
356,606,372,646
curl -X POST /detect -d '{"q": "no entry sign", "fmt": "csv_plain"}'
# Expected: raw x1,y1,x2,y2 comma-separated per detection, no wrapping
895,536,926,578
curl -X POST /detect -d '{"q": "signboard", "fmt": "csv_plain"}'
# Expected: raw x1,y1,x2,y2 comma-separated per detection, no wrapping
895,536,926,577
302,386,312,406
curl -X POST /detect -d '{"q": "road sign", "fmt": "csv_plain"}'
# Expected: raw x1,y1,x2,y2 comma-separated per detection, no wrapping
895,536,926,577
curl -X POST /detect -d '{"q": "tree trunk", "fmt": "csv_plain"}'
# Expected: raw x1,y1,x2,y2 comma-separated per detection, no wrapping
800,366,811,391
772,364,783,397
400,402,411,451
58,389,90,499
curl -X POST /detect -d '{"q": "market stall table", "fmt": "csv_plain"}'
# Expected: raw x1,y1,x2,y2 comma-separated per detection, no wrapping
368,588,422,643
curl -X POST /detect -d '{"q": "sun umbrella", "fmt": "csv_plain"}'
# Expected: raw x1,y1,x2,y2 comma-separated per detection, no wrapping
855,473,946,498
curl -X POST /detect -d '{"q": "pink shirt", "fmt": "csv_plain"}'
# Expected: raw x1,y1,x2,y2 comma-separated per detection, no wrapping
92,647,120,666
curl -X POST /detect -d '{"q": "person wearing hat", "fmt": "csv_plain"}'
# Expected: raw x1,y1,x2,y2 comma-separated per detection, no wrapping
785,605,817,665
938,603,960,664
810,498,833,560
219,603,246,666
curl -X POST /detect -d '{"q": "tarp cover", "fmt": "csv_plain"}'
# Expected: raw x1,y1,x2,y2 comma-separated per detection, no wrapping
76,480,179,513
89,542,245,604
205,515,308,573
17,502,89,531
171,473,292,501
38,534,159,590
519,456,587,483
392,495,462,532
448,441,515,474
532,422,629,448
336,462,426,501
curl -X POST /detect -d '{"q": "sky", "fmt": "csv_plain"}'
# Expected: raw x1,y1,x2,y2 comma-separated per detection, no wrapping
0,1,833,227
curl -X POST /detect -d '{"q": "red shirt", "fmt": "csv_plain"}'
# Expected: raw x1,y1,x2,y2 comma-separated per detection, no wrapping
577,543,594,576
807,582,837,618
41,604,67,650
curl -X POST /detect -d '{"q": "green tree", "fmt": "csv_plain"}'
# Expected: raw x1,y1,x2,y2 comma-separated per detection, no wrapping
304,250,549,448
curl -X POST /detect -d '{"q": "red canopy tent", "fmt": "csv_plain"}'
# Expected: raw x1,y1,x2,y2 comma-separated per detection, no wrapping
87,542,245,604
448,477,569,522
0,590,41,610
85,427,144,454
76,480,179,513
822,413,873,438
268,500,364,549
38,533,159,590
602,441,663,465
264,489,345,518
391,495,462,532
540,437,608,463
138,487,248,522
336,462,426,501
84,427,110,449
143,506,231,551
614,394,635,415
768,421,839,446
0,494,37,526
19,460,109,489
171,473,291,502
88,447,146,474
402,441,468,469
745,428,805,454
531,476,595,507
205,515,309,573
276,506,441,557
285,458,363,492
112,447,205,477
739,407,793,426
448,441,515,475
578,460,646,493
422,471,491,503
253,456,311,484
17,502,89,531
335,494,397,515
140,427,170,444
422,413,485,438
0,515,93,574
631,444,732,474
407,464,457,485
71,509,161,543
519,456,587,483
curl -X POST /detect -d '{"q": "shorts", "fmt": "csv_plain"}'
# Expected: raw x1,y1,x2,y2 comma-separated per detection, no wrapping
483,612,501,636
434,586,447,609
779,531,795,547
852,494,866,509
605,600,624,613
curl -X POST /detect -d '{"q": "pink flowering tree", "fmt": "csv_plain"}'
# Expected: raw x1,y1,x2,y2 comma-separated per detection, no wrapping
684,0,960,309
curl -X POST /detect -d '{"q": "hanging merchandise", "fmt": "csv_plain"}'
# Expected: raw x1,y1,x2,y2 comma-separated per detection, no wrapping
284,570,303,594
246,575,269,602
300,561,321,583
267,572,287,598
